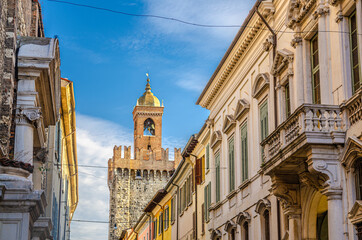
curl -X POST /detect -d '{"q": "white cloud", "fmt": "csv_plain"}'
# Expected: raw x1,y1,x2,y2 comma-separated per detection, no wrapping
71,113,185,239
175,72,208,92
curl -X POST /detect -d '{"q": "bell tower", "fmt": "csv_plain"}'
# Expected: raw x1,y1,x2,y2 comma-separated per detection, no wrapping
132,76,163,159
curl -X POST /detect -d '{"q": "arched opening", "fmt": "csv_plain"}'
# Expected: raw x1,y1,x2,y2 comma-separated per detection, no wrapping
316,195,328,240
354,158,362,200
144,118,155,136
243,221,249,240
263,210,270,240
136,170,142,179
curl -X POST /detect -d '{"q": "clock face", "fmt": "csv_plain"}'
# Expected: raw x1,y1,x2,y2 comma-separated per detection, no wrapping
144,118,155,136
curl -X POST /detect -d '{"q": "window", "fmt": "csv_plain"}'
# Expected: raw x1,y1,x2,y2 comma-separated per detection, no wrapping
171,197,175,223
165,207,169,230
144,118,155,136
230,229,236,240
243,222,249,240
159,213,163,235
153,220,157,239
204,182,211,221
136,170,142,179
215,152,221,202
350,11,361,94
240,123,248,182
264,210,270,240
206,144,210,170
311,34,321,104
186,177,190,206
201,203,205,234
285,82,291,117
355,159,362,200
260,101,268,161
228,137,235,192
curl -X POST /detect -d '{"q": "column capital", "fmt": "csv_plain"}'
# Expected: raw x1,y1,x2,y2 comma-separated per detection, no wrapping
313,5,330,20
321,187,343,200
16,107,42,126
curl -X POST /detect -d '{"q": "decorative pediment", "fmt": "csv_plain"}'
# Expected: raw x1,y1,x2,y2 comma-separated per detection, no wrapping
234,98,250,120
252,73,270,99
349,201,362,225
255,198,271,214
286,0,317,29
236,211,251,225
224,220,237,233
271,49,294,76
341,136,362,170
210,131,222,149
222,115,236,133
210,229,222,240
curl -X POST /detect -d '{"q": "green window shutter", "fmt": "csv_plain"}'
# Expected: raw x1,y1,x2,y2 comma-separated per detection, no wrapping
215,153,220,202
207,182,211,220
206,144,210,170
260,102,268,162
204,186,207,221
228,138,235,192
311,34,321,104
240,123,248,181
349,11,361,93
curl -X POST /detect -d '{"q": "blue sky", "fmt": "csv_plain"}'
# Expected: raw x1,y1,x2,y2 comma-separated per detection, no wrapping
40,0,254,239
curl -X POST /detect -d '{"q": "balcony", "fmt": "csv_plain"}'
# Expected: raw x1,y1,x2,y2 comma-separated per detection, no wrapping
261,104,346,174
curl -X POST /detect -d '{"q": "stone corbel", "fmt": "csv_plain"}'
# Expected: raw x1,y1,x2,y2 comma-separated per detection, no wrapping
313,5,330,19
290,34,302,48
263,35,275,52
335,10,343,23
271,176,301,215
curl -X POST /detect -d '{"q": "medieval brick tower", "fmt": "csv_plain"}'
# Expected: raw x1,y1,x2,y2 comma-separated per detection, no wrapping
107,77,182,240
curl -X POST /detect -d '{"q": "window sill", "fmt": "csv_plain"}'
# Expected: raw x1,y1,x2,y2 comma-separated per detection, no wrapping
180,211,184,217
238,179,250,190
171,220,175,225
210,201,222,210
205,169,210,175
227,189,237,199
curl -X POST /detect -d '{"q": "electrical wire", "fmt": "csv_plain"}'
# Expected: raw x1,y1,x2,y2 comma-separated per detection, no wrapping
46,0,362,35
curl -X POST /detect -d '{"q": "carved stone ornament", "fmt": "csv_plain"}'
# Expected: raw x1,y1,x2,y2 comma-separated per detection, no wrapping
286,0,318,29
335,10,343,23
234,98,250,120
236,211,251,225
291,34,303,48
222,115,236,133
255,198,271,214
210,229,222,240
224,220,237,233
271,49,294,76
210,131,222,149
349,201,362,225
16,107,42,125
271,177,301,215
313,5,330,20
263,35,275,52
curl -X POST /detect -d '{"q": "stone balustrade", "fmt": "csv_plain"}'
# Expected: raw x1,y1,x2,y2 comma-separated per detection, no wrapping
342,89,362,127
261,104,345,162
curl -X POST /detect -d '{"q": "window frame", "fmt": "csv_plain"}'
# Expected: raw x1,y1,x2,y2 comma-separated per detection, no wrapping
259,100,269,162
228,136,235,192
240,122,248,182
349,10,361,94
215,151,221,203
311,33,321,104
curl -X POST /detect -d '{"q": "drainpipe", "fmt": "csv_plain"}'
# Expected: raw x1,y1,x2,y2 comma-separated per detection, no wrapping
171,182,180,240
186,153,198,240
255,3,278,129
256,5,281,240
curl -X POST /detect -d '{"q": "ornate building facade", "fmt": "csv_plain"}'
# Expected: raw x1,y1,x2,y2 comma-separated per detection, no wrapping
108,78,182,240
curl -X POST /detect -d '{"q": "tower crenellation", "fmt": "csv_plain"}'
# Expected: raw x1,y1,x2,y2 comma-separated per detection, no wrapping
108,76,182,240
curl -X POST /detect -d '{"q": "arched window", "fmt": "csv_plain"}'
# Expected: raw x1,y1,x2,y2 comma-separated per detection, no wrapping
144,118,155,136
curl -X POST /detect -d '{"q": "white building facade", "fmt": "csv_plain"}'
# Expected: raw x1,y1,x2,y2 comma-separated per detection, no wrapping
197,0,362,239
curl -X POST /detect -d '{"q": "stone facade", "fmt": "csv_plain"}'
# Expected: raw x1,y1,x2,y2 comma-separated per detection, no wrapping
108,80,182,240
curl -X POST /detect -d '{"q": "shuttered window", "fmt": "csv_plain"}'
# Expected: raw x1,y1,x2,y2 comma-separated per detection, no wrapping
165,207,169,230
228,137,235,192
201,203,205,234
159,213,163,234
171,197,175,223
285,82,291,118
240,123,248,182
206,144,210,170
215,152,221,202
311,34,321,104
350,11,361,93
260,101,268,161
204,182,211,222
153,220,157,239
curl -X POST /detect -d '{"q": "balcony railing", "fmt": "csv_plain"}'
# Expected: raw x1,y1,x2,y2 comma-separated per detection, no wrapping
261,104,345,162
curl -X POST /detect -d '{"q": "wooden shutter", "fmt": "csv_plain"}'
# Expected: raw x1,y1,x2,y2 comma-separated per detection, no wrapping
192,212,196,239
206,144,210,170
201,203,205,234
215,153,220,202
208,182,211,220
228,137,235,192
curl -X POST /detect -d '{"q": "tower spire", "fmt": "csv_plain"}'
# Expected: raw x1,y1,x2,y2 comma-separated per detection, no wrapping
145,73,151,92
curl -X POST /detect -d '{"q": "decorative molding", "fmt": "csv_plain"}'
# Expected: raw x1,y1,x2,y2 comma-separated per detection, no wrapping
222,115,236,134
341,136,362,170
224,220,237,233
349,201,362,225
286,0,317,29
255,198,271,214
0,158,34,173
335,10,343,23
271,49,294,76
234,98,250,120
263,35,275,52
16,107,42,125
210,131,222,149
291,34,302,48
312,5,330,20
236,211,251,225
271,176,301,215
210,229,222,240
252,73,270,99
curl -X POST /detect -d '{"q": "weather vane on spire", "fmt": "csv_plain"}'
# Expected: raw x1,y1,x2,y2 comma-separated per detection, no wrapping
146,73,150,82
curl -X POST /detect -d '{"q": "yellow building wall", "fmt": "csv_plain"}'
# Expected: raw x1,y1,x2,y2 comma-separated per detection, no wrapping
154,198,172,240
